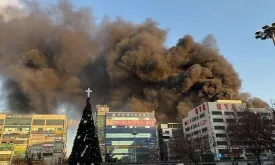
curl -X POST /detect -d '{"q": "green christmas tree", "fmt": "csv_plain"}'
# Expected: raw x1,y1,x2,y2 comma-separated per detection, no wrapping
69,88,102,165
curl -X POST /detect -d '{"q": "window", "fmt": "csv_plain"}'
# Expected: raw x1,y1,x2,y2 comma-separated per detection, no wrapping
14,140,28,144
216,133,227,138
200,113,205,118
217,141,228,145
5,119,31,125
32,119,45,125
0,119,4,125
46,120,64,125
193,131,199,135
202,127,208,132
224,112,235,116
226,119,235,123
192,117,197,122
213,118,224,122
185,127,190,132
214,126,225,130
192,124,197,129
212,111,222,115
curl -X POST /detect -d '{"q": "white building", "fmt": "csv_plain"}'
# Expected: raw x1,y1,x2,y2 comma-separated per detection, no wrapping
182,100,248,161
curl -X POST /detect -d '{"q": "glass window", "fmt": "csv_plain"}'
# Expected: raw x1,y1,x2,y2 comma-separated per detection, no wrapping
185,127,190,132
192,125,197,129
214,126,225,130
226,119,235,123
0,120,4,125
46,120,64,125
5,119,31,125
224,112,235,116
217,141,228,145
202,127,208,132
14,140,28,144
213,118,224,122
193,131,199,135
200,113,205,118
212,111,222,115
32,119,45,125
216,134,227,138
192,117,197,122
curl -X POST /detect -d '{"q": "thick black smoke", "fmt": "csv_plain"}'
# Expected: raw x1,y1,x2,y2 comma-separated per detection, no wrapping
0,0,268,122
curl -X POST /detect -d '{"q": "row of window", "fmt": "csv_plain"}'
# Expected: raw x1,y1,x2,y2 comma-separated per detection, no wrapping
191,113,206,122
3,119,65,126
213,118,235,123
188,127,208,136
212,111,235,116
186,126,226,135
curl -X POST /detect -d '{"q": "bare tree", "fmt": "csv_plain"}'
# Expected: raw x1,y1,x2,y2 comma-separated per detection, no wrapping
170,134,210,164
226,110,274,165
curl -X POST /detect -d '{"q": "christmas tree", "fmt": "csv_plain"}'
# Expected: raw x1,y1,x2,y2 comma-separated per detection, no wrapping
69,88,103,165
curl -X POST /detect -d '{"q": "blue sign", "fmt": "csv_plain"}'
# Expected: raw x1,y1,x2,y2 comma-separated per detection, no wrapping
218,153,223,158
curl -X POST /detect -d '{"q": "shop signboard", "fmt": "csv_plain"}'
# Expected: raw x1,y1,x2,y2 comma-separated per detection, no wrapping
106,112,155,119
106,119,155,127
6,115,32,119
32,115,65,120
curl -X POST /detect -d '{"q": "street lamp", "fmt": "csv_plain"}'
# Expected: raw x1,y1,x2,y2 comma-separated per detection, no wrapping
255,23,275,47
131,130,139,163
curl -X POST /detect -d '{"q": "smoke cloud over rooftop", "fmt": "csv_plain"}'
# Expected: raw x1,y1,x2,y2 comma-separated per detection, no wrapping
0,0,268,122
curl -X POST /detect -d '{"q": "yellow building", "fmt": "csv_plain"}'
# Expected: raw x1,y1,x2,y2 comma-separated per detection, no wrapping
0,114,67,165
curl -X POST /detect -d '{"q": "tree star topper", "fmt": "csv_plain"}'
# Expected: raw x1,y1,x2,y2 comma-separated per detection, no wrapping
86,88,92,98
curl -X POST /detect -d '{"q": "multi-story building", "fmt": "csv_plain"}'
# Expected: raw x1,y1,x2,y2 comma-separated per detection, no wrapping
157,123,182,161
105,111,158,162
95,104,109,161
182,100,246,161
0,114,67,165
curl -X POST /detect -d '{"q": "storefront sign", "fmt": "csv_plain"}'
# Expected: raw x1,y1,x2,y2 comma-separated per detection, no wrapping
106,119,155,127
106,133,151,138
32,115,65,119
106,112,155,118
0,151,12,154
6,115,32,118
194,104,208,115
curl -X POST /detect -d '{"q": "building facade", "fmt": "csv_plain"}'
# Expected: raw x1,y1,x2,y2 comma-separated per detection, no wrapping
95,105,109,161
157,123,182,161
105,112,158,162
182,100,246,161
0,114,67,165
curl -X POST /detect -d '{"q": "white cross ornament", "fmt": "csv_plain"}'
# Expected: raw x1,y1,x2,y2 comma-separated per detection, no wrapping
85,88,92,98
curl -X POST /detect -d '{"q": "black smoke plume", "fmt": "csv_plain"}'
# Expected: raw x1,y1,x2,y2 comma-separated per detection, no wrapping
0,0,268,122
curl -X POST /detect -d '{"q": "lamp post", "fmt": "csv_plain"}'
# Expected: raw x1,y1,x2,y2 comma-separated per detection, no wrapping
131,130,139,163
255,23,275,47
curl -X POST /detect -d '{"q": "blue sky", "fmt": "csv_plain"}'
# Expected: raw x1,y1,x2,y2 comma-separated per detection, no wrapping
69,0,275,104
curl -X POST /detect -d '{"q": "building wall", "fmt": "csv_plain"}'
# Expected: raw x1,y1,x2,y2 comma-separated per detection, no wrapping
182,100,247,161
105,112,158,162
0,114,67,165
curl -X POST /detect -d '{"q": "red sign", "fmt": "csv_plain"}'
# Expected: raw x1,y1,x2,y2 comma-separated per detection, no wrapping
106,119,155,126
194,104,207,115
216,104,237,110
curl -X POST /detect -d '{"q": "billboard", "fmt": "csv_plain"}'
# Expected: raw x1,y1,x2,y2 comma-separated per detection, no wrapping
6,115,32,119
32,115,66,120
106,119,155,127
106,112,155,119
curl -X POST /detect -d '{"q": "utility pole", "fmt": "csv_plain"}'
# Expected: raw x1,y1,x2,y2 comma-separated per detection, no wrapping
255,23,275,47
